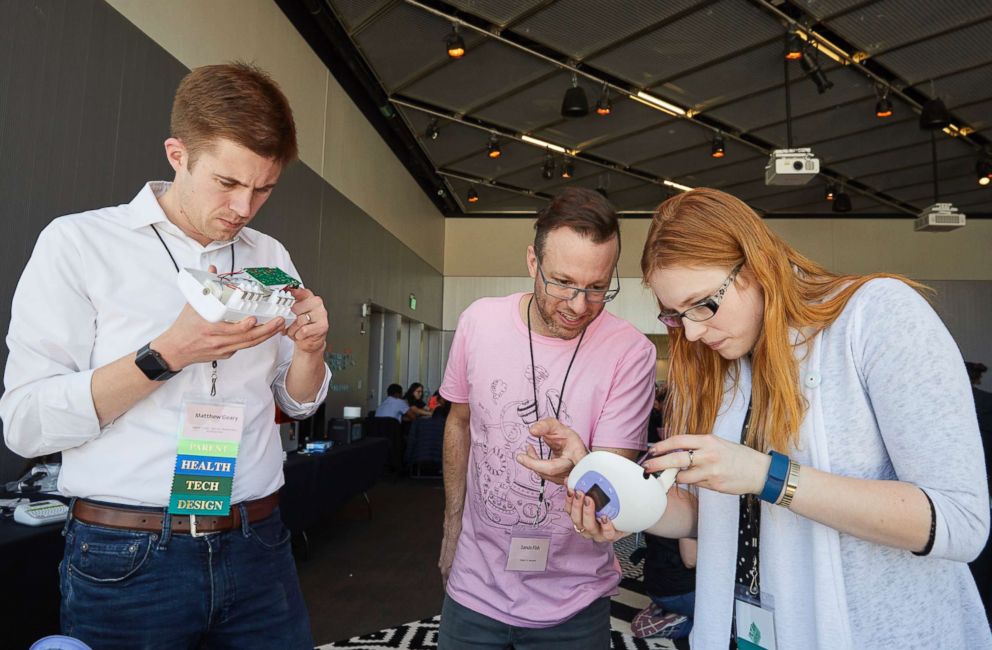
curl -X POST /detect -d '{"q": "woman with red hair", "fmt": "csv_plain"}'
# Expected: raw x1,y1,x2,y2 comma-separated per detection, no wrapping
518,188,989,649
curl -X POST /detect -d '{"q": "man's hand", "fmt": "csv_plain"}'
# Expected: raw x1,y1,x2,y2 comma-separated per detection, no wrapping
438,514,462,590
515,418,590,485
153,304,284,371
285,287,328,354
152,266,284,370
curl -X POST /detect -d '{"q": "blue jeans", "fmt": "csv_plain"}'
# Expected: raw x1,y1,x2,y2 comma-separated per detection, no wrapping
59,502,312,650
649,591,695,639
438,594,611,650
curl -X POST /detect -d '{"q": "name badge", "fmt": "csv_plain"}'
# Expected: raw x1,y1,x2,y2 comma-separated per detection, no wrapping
168,397,245,517
506,526,551,572
735,587,778,650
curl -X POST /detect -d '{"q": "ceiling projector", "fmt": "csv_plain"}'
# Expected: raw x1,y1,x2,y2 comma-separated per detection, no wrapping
914,203,966,232
765,147,820,185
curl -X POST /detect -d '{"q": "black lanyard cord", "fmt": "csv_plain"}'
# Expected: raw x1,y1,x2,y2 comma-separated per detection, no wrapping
150,223,235,274
526,293,585,505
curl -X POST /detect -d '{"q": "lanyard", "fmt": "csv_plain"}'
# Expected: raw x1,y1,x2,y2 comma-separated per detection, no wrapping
734,397,760,598
150,223,235,397
150,223,236,275
526,294,585,523
731,397,760,648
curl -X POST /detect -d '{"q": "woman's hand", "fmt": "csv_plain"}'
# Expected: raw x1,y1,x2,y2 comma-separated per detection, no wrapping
641,434,771,496
565,487,628,543
515,418,590,485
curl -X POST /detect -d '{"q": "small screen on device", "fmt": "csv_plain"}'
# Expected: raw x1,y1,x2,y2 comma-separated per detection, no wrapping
587,484,611,510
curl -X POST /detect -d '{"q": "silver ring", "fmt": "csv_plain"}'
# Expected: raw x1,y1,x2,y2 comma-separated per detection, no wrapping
687,449,695,469
305,312,312,323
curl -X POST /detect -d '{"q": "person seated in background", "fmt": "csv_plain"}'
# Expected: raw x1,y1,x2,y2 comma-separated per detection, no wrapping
404,382,433,420
432,393,451,420
376,383,410,422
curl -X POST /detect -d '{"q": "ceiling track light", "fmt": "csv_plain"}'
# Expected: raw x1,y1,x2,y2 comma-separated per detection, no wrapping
874,84,893,118
792,27,860,65
426,118,440,140
875,96,893,118
595,84,612,116
711,133,726,158
976,158,992,186
785,32,802,61
466,187,479,203
919,97,951,130
561,73,589,118
832,188,852,213
561,158,575,179
541,152,555,180
486,135,501,159
799,51,833,94
445,24,465,59
825,183,836,201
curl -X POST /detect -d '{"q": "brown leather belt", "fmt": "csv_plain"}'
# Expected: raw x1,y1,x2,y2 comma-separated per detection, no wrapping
72,493,279,536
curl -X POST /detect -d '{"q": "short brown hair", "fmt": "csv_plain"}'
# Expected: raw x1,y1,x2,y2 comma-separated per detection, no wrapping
171,62,298,166
533,187,620,260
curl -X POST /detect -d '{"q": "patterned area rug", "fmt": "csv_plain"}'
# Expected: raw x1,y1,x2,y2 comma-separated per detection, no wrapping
317,535,675,650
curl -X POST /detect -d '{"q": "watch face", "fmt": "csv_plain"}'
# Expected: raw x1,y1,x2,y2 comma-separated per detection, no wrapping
136,344,174,380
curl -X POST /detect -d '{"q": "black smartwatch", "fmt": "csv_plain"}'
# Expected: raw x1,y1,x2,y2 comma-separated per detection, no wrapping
135,343,180,381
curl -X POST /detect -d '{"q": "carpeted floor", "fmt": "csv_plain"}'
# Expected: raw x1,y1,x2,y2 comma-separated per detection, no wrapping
297,476,447,644
298,481,684,649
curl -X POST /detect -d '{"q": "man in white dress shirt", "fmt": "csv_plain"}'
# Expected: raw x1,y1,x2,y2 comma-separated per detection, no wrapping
0,62,330,648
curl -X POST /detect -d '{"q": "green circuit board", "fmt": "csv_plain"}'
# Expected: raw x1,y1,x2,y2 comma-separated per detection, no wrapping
242,267,301,288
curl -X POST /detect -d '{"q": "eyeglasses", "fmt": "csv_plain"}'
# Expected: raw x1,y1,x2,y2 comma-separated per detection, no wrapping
537,263,620,304
657,263,742,328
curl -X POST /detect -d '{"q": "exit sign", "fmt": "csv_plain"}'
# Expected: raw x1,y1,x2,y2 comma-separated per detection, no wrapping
409,293,417,310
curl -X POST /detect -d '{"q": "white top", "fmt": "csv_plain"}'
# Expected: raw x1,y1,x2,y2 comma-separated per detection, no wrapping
0,182,330,506
691,279,991,650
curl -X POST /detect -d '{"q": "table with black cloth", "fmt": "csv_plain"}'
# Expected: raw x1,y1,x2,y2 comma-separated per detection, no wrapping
279,437,389,533
0,438,389,647
0,493,69,649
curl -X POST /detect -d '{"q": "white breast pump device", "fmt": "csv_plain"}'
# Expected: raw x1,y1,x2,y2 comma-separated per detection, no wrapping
566,451,679,533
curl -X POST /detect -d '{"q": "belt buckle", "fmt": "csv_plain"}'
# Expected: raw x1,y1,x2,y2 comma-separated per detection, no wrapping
189,514,207,538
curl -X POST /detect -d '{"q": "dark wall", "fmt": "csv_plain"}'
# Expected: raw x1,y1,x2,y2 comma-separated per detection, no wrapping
0,0,442,482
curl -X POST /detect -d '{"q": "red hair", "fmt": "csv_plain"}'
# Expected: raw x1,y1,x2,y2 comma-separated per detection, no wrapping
641,188,928,452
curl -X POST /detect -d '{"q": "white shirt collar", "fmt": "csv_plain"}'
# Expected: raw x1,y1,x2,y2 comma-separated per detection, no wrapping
126,182,257,251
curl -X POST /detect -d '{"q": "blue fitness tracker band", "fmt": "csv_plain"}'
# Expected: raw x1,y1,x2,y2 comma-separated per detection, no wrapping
760,451,790,503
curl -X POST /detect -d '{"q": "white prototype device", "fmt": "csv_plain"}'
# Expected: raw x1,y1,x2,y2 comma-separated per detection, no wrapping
566,451,679,533
765,147,820,186
14,499,69,526
914,202,966,232
178,267,298,324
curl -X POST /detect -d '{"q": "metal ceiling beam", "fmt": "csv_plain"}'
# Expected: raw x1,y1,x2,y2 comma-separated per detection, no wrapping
751,0,990,151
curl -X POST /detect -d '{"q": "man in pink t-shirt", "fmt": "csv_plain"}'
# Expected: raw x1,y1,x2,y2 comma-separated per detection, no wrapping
438,188,656,648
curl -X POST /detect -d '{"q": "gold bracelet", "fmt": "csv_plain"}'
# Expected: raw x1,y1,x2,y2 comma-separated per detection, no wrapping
778,459,801,509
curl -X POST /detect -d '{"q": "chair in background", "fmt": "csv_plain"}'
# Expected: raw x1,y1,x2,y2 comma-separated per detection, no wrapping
365,416,403,474
406,417,444,478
